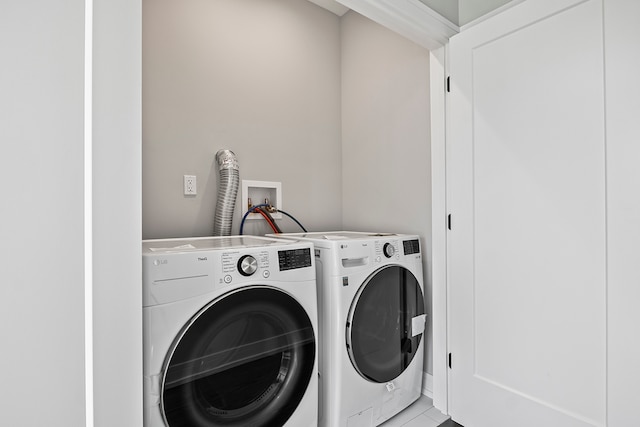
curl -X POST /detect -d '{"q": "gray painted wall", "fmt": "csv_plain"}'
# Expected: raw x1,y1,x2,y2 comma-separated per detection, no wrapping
143,0,343,239
340,11,433,374
0,2,86,425
143,0,434,376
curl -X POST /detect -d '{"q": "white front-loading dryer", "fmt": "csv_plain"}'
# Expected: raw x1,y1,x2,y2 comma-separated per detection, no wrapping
270,232,426,427
142,236,318,427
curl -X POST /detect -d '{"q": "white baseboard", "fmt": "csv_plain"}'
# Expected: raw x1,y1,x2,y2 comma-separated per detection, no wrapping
421,372,433,398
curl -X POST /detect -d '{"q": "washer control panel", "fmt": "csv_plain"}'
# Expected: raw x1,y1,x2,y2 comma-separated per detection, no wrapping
374,240,400,262
383,242,396,258
402,239,420,255
371,238,420,263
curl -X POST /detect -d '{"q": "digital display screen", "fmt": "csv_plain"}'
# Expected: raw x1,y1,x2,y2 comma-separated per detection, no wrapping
278,248,312,271
403,239,420,255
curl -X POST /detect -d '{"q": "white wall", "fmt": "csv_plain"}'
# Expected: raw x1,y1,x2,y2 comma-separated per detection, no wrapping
0,2,86,425
1,1,143,426
93,0,143,425
142,0,343,239
605,0,640,424
340,11,433,374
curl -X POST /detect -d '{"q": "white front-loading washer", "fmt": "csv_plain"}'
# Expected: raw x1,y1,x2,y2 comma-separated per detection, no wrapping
142,236,318,427
270,232,426,427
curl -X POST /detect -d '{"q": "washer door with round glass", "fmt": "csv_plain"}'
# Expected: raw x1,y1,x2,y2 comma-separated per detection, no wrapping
161,287,316,427
346,265,425,383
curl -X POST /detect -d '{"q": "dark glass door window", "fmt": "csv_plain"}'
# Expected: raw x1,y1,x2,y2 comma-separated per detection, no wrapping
346,265,425,383
162,287,315,427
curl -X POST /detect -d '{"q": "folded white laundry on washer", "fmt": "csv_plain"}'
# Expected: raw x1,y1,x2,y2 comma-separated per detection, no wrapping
148,244,196,252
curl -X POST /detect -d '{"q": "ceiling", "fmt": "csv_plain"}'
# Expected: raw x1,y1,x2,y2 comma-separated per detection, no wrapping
306,0,350,16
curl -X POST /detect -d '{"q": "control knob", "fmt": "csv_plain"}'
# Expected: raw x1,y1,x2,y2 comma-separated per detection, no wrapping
238,255,258,276
383,243,395,258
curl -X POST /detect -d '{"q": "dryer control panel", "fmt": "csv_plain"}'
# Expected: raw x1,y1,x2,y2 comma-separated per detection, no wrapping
278,248,312,271
222,250,270,275
217,245,315,285
142,236,315,306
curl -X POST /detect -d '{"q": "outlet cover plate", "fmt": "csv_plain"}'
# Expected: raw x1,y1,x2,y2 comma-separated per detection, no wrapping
184,175,197,195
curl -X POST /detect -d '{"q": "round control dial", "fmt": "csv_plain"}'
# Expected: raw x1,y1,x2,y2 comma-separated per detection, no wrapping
238,255,258,276
383,243,395,258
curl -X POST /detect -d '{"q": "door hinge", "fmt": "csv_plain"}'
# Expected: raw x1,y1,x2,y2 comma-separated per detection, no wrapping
447,214,452,230
446,76,450,93
449,353,452,369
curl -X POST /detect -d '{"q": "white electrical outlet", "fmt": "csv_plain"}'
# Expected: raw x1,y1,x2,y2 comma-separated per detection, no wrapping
184,175,197,195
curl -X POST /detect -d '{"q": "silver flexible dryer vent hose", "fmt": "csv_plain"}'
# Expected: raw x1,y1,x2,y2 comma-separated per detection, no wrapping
212,149,239,236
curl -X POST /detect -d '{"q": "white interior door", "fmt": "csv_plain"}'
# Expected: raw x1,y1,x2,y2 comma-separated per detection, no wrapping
447,0,606,426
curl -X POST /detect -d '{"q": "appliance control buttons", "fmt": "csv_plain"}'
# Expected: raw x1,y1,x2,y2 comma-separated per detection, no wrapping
383,243,395,258
263,270,270,278
223,275,232,284
238,255,258,276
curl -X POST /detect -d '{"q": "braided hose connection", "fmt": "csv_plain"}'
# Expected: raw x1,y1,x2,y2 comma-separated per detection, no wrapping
212,149,239,236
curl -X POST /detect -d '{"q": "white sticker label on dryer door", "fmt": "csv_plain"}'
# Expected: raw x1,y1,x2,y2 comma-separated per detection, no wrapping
411,314,426,337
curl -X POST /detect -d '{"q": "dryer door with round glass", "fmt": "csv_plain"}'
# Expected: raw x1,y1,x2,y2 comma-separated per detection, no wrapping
161,287,316,427
346,265,425,383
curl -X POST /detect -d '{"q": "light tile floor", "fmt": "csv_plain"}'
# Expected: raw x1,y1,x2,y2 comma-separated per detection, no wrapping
379,395,450,427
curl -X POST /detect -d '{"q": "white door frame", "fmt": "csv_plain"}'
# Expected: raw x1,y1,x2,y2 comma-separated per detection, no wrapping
429,45,449,413
91,0,143,425
430,2,527,415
